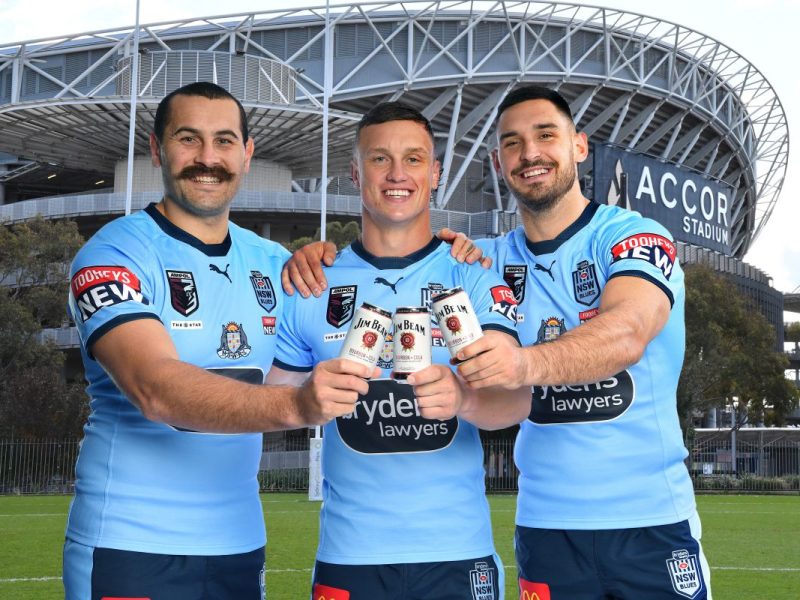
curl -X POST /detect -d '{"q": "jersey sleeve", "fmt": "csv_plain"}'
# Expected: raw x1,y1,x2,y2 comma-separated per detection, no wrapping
598,213,683,307
458,260,520,342
272,291,314,372
68,236,161,354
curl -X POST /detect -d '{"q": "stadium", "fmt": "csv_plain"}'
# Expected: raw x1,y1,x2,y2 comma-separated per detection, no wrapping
0,3,796,444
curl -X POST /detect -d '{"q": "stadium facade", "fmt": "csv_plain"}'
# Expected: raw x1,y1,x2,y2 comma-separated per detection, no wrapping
0,1,790,356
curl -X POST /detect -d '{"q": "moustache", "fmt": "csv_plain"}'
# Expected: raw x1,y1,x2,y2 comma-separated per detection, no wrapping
177,166,234,182
511,160,556,177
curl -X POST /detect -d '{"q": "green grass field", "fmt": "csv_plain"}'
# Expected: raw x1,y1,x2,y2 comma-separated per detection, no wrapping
1,494,798,599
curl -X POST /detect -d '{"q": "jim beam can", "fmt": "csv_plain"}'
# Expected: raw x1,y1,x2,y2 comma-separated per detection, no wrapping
392,306,432,380
431,286,484,358
338,302,392,368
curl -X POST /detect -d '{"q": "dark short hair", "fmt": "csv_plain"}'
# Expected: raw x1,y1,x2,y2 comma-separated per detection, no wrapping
497,85,574,125
355,101,435,147
153,81,249,143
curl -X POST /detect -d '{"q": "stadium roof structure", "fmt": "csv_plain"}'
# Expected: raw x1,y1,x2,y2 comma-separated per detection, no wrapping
0,0,789,257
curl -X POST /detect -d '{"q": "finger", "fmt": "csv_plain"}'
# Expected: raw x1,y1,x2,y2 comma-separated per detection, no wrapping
281,264,296,295
464,243,483,265
292,255,325,298
406,365,444,386
436,227,457,242
322,242,337,269
456,242,474,264
286,262,312,298
479,256,493,269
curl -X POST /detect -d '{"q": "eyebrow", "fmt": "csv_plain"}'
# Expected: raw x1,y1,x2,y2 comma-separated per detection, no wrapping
171,126,240,139
498,122,559,142
367,146,429,155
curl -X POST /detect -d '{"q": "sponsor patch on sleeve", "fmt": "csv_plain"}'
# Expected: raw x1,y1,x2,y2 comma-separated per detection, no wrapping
70,266,148,322
610,233,676,279
489,285,518,322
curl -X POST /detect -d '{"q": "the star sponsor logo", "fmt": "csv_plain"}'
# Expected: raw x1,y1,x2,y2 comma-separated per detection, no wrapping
170,320,203,330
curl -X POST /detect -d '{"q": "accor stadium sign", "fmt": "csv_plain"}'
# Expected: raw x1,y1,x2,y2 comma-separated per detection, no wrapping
593,145,734,255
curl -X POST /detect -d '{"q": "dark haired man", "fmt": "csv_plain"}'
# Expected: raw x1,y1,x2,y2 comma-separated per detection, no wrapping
288,86,712,599
267,101,526,599
63,81,375,599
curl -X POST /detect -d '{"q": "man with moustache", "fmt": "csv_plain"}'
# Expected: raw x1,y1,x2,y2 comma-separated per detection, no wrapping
287,86,712,599
63,81,375,600
267,102,525,600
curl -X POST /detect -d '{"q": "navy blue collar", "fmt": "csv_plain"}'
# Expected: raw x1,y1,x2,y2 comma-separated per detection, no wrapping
524,201,600,256
145,203,232,257
351,236,442,269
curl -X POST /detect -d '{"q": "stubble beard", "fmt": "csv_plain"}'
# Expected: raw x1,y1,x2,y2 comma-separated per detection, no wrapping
511,160,576,215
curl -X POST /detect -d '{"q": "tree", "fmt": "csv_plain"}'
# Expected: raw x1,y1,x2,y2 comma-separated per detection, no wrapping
0,217,88,437
678,264,798,432
286,220,361,253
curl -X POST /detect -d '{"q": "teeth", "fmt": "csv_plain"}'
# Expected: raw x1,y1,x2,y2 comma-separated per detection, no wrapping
194,177,220,184
522,168,548,178
385,189,410,197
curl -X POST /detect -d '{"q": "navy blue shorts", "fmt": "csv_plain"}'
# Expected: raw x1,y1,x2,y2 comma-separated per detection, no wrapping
515,516,711,599
63,539,265,600
312,554,503,600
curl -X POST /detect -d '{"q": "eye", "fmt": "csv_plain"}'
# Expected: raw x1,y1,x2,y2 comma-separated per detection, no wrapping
216,137,235,146
179,135,198,144
503,139,520,149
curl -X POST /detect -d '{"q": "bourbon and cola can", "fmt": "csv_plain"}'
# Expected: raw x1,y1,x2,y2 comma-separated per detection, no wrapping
338,302,392,369
392,306,432,380
431,286,483,358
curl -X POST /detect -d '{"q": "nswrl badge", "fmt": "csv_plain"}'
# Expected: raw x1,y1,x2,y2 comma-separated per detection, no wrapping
666,549,703,598
469,561,495,600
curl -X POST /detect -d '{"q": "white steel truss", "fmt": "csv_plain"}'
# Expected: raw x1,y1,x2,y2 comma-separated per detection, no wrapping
0,1,788,256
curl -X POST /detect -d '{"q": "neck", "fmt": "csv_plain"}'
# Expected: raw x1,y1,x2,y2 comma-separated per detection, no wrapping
157,198,230,244
519,187,590,243
360,215,434,257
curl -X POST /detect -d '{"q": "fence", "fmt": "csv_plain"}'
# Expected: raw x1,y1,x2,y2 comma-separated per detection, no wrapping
1,430,799,495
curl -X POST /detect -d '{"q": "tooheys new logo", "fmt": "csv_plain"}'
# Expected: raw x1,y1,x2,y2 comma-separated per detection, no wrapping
529,371,635,424
71,265,148,322
610,233,676,279
337,379,457,453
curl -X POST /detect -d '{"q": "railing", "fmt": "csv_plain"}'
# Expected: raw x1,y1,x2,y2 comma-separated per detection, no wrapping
2,432,797,495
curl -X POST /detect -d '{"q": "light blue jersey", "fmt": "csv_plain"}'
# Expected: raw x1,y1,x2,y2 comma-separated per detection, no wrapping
66,203,289,554
274,238,518,564
479,202,696,530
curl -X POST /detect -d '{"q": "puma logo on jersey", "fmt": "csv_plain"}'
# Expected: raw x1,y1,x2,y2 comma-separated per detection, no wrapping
374,276,404,294
209,263,232,283
534,260,556,281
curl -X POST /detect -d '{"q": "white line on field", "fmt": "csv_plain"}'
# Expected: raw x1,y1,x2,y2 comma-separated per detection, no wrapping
0,513,64,517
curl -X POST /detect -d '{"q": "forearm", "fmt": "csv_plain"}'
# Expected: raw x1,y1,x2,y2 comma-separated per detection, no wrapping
458,383,530,431
129,358,308,433
522,312,648,387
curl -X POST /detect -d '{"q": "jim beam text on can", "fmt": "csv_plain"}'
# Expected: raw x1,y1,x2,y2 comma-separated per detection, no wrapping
392,307,432,380
431,287,484,358
339,303,392,369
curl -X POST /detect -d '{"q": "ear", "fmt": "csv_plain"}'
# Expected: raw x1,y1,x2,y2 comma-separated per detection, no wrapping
573,131,589,164
149,133,162,167
243,137,255,173
432,159,442,190
491,148,502,174
350,159,361,189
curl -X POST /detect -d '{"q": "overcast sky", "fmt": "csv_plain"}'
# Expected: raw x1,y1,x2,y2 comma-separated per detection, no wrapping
1,0,798,303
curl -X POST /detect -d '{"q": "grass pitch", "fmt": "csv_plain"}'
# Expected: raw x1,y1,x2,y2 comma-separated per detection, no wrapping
0,494,797,599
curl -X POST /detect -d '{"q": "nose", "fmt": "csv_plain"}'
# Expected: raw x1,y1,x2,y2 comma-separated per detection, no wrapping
521,139,542,162
194,138,221,167
386,160,407,183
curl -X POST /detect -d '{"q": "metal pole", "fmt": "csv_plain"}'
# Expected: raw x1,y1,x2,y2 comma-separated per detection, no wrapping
124,0,142,216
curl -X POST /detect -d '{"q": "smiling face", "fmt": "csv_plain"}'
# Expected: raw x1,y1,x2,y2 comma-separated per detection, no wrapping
149,94,254,218
351,119,440,232
492,98,588,215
